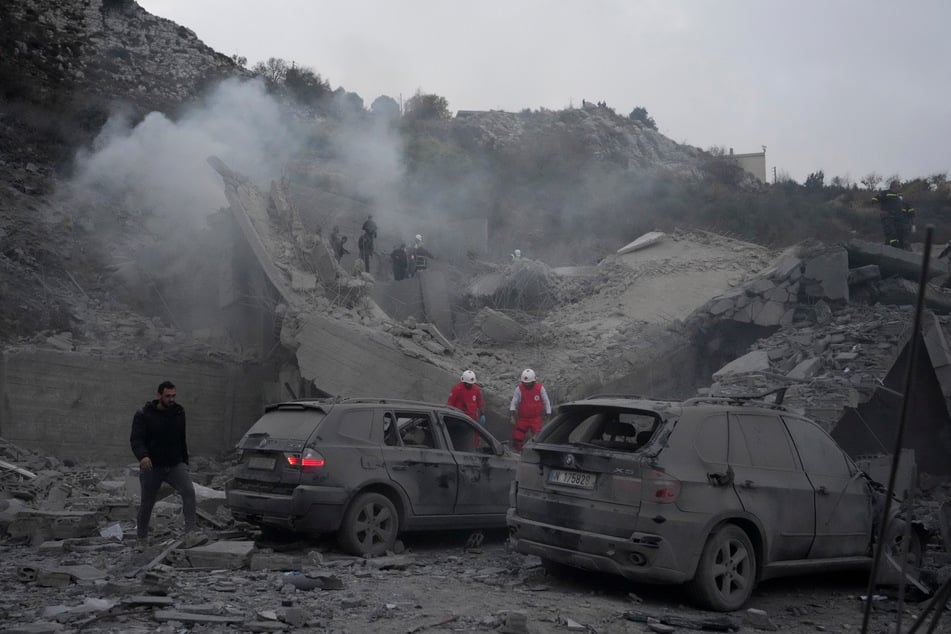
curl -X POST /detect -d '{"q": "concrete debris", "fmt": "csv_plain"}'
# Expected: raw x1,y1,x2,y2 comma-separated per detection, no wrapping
713,349,771,379
474,307,528,344
744,608,779,631
617,231,666,255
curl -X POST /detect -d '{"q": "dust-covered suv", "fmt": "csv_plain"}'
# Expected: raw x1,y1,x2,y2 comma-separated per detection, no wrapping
227,398,517,556
506,393,922,611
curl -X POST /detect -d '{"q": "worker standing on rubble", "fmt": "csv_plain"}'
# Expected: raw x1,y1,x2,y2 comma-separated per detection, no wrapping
409,234,433,277
872,180,915,250
448,370,486,447
509,368,552,451
511,248,522,261
130,381,198,547
390,243,408,280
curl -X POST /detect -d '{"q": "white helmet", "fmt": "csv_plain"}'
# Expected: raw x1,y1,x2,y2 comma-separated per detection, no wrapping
415,234,423,242
461,370,476,384
514,249,521,257
520,368,536,383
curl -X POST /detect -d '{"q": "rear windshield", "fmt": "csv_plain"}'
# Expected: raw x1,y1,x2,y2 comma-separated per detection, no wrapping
247,408,326,441
542,406,661,451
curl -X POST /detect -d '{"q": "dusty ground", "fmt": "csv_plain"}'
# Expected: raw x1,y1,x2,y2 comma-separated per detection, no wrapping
0,527,928,634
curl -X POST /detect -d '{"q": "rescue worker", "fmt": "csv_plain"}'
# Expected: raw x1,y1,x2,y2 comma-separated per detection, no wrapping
358,232,372,273
872,180,915,250
447,370,486,448
509,368,551,451
390,243,408,280
334,234,350,260
330,226,342,259
511,248,522,261
409,234,433,277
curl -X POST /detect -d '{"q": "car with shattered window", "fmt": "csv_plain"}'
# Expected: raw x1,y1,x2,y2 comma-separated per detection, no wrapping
226,398,518,556
506,392,924,611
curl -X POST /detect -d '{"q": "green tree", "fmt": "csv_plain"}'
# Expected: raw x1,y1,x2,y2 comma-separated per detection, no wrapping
804,170,824,189
251,57,289,86
371,95,401,121
284,64,330,105
403,91,451,124
628,106,657,130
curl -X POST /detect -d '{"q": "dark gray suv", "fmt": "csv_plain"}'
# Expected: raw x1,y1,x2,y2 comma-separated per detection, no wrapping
227,398,517,556
506,393,922,611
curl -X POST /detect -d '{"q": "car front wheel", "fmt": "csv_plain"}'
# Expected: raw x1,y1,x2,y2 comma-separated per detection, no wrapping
337,492,399,557
686,523,757,611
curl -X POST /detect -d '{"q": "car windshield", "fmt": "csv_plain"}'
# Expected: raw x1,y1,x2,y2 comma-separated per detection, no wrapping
247,408,326,441
542,406,661,451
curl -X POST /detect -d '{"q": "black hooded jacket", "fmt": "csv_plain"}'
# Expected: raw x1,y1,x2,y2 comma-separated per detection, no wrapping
130,400,189,467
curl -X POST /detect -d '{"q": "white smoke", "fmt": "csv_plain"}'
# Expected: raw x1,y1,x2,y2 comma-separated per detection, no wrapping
73,78,300,230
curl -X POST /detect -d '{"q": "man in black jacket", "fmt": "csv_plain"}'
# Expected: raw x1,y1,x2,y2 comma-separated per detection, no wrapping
130,381,197,544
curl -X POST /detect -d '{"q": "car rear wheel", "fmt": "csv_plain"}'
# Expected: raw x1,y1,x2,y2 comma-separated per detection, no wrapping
686,523,757,611
337,492,399,557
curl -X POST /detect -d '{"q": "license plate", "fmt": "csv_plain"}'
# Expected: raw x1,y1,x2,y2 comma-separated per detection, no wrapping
547,469,595,489
248,456,275,470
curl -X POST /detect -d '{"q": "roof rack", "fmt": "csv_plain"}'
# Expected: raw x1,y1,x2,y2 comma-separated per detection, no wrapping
682,387,790,411
336,397,443,408
264,398,335,413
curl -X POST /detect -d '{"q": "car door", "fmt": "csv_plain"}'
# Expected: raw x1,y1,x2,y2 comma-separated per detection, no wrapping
728,412,816,562
380,408,458,516
439,413,515,516
783,416,874,558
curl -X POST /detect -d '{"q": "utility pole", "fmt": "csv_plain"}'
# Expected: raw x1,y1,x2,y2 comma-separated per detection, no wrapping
772,166,777,184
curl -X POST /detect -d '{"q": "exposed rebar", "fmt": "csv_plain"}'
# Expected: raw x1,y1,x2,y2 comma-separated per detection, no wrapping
859,227,934,634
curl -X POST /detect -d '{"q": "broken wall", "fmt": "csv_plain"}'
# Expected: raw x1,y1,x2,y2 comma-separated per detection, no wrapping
832,337,951,475
0,350,267,463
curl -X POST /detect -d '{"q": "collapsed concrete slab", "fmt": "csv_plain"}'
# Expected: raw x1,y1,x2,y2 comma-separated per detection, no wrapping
713,349,771,380
288,313,457,402
473,308,528,344
617,231,665,255
845,239,943,282
876,277,951,313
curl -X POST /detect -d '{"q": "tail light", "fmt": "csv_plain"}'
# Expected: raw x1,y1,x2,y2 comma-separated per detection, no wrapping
641,468,681,504
285,448,326,473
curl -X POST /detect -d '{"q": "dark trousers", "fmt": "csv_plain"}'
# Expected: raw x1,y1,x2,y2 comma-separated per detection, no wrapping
882,212,908,250
137,462,196,538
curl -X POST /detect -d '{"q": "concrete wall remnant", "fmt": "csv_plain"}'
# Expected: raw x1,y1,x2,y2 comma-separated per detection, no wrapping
0,350,266,463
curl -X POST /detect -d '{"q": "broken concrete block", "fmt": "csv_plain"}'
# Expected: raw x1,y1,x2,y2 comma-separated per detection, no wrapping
713,349,770,380
35,569,72,588
763,285,790,303
474,307,528,344
290,269,317,291
744,608,778,631
746,278,775,296
848,264,881,285
249,552,306,572
803,247,849,302
707,297,735,316
617,231,665,255
753,300,786,326
765,248,802,281
284,571,343,590
787,357,823,380
6,510,99,540
153,610,245,624
500,611,529,634
1,622,66,633
185,540,255,569
814,299,833,325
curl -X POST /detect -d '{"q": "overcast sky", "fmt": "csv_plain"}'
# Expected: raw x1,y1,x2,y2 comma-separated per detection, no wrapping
138,0,949,184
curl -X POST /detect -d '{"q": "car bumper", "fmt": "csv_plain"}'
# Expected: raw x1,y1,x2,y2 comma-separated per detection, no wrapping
507,508,688,584
226,484,349,534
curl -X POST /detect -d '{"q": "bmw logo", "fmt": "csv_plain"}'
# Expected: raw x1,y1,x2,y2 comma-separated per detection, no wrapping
564,454,575,466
